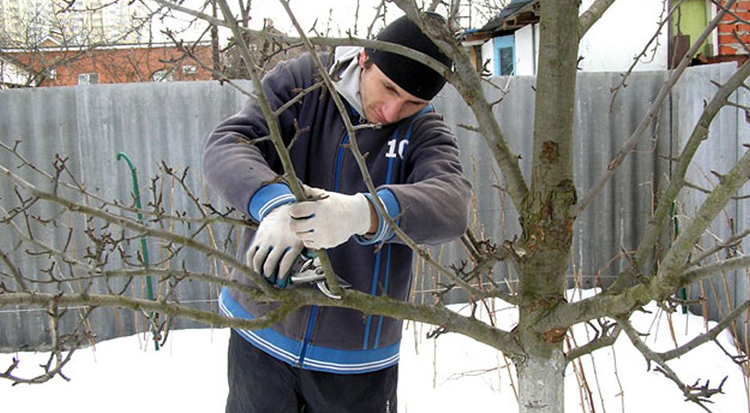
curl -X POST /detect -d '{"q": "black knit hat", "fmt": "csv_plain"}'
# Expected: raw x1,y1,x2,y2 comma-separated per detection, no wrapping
365,13,452,100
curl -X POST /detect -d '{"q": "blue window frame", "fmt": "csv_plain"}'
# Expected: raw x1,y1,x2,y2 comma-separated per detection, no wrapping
493,34,515,76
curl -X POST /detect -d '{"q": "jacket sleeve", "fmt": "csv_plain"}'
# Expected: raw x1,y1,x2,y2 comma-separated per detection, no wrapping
376,114,472,245
202,54,316,221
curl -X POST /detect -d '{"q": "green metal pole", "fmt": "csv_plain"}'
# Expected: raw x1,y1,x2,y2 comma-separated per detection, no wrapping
116,152,159,350
671,202,688,314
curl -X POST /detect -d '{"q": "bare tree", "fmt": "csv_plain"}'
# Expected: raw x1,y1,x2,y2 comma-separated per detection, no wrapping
1,0,749,412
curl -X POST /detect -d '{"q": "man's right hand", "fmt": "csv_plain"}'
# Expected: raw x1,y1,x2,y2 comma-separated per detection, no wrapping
246,203,304,284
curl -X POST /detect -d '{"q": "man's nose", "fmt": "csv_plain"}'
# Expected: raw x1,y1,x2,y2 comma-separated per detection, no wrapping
381,100,404,123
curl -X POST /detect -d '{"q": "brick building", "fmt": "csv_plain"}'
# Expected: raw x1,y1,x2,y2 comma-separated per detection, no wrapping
669,0,750,66
716,0,750,58
4,37,214,87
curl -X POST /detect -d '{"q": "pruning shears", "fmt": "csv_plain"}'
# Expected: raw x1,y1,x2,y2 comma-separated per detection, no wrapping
271,250,350,299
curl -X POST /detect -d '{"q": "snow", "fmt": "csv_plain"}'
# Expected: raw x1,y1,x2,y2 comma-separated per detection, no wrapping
2,291,748,412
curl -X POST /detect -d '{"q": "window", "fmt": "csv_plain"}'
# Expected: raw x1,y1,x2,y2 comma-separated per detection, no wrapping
152,69,174,82
77,73,99,85
493,35,515,76
182,65,197,75
499,47,514,76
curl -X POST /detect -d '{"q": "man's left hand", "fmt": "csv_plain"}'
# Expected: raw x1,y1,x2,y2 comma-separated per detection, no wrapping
289,186,373,249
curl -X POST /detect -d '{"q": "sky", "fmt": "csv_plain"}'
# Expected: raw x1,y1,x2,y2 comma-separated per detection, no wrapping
157,0,408,44
2,289,748,412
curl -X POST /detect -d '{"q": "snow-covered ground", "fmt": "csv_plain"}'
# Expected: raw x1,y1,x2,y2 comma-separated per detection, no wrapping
2,292,748,412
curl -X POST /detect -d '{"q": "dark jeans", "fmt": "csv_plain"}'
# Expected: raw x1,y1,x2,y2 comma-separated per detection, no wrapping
226,329,398,413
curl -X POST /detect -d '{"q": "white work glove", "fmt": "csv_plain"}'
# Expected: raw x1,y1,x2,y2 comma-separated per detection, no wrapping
246,203,304,282
289,186,373,249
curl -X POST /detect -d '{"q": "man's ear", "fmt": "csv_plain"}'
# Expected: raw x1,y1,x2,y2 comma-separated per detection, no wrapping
358,50,368,68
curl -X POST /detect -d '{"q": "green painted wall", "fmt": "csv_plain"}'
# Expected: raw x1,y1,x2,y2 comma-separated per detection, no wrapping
671,0,711,56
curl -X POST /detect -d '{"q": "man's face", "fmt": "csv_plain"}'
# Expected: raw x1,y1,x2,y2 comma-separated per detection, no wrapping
358,51,430,125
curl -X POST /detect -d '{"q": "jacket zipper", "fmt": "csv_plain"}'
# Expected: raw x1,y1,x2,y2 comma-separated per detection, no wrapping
333,129,349,192
298,306,318,366
298,127,349,368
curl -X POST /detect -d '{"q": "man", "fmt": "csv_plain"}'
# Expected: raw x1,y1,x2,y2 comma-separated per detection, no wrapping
203,12,470,413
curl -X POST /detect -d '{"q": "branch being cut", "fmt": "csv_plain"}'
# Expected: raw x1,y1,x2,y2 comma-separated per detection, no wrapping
393,0,530,215
277,0,492,297
155,0,528,226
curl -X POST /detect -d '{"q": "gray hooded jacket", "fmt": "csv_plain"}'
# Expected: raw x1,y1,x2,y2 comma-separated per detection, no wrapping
203,50,470,374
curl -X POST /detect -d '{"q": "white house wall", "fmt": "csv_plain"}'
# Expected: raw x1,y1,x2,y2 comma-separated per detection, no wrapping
578,0,668,72
508,0,668,75
481,38,495,75
515,23,539,76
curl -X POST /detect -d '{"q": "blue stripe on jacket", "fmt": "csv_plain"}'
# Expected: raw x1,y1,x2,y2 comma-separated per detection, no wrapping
220,287,400,374
247,183,295,221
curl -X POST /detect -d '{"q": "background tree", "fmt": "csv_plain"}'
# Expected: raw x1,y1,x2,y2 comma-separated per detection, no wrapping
0,0,748,412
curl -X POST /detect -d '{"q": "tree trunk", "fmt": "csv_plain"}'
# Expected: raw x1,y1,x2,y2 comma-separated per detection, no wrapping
517,348,566,413
515,1,580,412
516,250,569,413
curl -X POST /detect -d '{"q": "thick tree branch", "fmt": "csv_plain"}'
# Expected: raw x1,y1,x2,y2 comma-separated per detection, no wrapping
549,251,750,331
565,324,621,363
0,286,524,357
0,292,301,332
658,148,750,292
681,254,750,287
